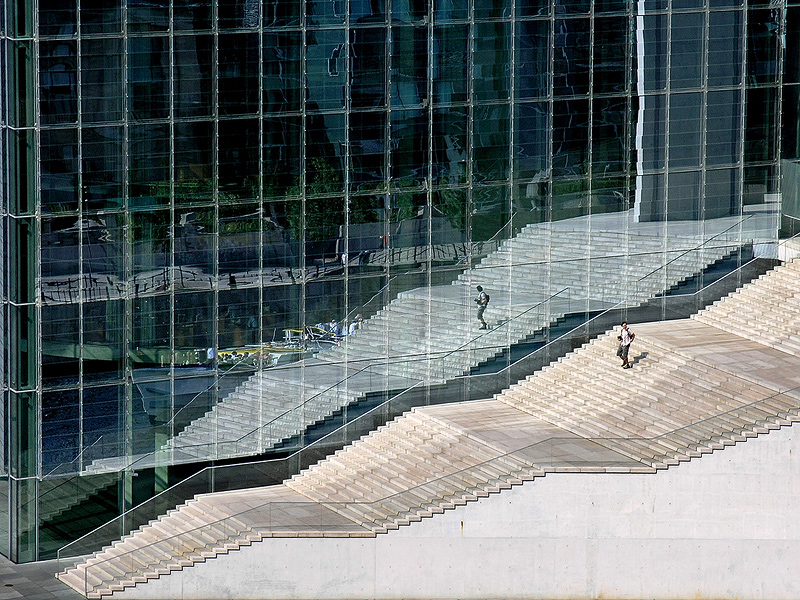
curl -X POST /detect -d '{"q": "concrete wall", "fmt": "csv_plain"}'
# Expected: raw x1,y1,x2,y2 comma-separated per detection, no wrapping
120,425,800,600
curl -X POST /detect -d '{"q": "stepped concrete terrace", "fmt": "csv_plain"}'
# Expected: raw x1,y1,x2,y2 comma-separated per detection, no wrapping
76,212,768,475
59,256,800,599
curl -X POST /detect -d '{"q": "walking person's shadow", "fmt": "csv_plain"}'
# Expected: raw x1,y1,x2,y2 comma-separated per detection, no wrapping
630,351,648,367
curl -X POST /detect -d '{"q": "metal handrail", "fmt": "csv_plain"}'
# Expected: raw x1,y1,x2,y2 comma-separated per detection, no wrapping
46,216,759,478
66,380,800,594
55,230,771,560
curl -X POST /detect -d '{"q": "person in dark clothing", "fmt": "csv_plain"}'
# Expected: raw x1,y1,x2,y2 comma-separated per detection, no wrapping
475,285,489,329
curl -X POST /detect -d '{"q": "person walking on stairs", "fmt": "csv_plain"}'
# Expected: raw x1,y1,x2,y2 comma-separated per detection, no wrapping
475,285,490,329
617,321,635,368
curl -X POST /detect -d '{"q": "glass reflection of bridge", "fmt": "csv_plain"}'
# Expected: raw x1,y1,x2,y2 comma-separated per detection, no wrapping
40,241,499,306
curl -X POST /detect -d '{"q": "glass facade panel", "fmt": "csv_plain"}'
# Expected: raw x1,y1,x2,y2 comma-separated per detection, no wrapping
0,0,791,562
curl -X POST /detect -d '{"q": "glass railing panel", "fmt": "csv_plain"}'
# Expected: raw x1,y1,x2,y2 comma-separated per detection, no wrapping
65,381,800,597
57,216,776,557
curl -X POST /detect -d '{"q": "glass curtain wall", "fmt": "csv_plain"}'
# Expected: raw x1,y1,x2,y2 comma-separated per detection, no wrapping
0,0,786,561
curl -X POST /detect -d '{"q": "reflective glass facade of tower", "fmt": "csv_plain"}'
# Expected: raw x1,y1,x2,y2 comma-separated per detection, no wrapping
1,0,798,561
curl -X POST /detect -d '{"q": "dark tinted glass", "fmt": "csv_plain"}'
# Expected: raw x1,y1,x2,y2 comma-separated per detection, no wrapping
351,0,386,23
474,0,510,19
639,13,668,92
306,29,347,111
474,22,511,102
391,109,428,189
80,0,121,35
350,27,387,109
263,32,303,113
515,102,549,181
40,128,79,213
745,87,778,163
40,40,77,125
128,0,169,33
555,0,589,14
592,97,628,175
392,0,426,22
516,20,550,100
174,0,212,30
174,34,213,118
264,0,301,26
219,119,260,199
434,0,469,21
782,85,800,160
433,25,468,104
517,0,549,18
80,38,123,124
130,124,170,206
639,93,667,171
307,0,346,26
433,107,468,185
38,0,76,37
553,18,590,97
747,9,781,85
305,112,346,195
263,117,302,197
593,17,627,94
704,169,739,218
81,126,124,209
219,33,260,115
174,121,214,204
786,8,800,85
595,0,627,12
41,390,79,472
349,111,387,192
473,103,510,183
392,26,428,108
128,37,169,120
219,0,261,29
706,90,742,167
552,99,589,178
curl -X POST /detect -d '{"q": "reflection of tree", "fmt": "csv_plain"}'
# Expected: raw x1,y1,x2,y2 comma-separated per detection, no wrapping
436,187,467,230
287,157,343,241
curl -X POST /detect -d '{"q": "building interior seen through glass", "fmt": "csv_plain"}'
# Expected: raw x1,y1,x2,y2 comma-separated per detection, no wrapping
1,0,798,561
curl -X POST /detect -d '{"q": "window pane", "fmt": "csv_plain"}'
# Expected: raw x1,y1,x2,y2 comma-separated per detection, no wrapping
553,18,590,97
219,33,260,115
39,40,77,124
263,32,302,114
41,128,79,213
81,39,123,124
174,35,213,118
128,37,169,121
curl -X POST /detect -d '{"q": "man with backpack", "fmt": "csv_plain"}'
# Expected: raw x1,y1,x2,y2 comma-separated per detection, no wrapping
617,321,635,368
475,285,490,330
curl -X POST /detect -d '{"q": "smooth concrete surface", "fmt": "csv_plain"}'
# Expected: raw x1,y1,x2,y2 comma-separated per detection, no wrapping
116,423,800,600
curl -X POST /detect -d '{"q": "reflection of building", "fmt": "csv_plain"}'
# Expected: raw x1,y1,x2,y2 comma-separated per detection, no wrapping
0,0,797,563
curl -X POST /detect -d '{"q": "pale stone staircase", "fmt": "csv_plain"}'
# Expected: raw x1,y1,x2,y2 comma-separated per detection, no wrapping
83,221,740,472
692,258,800,355
58,258,800,600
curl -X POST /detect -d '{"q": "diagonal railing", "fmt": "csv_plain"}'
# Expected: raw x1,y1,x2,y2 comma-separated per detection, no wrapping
61,379,800,598
54,231,773,562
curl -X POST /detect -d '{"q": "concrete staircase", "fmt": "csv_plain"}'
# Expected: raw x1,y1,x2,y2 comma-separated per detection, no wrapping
692,258,800,355
57,258,800,600
82,221,740,472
